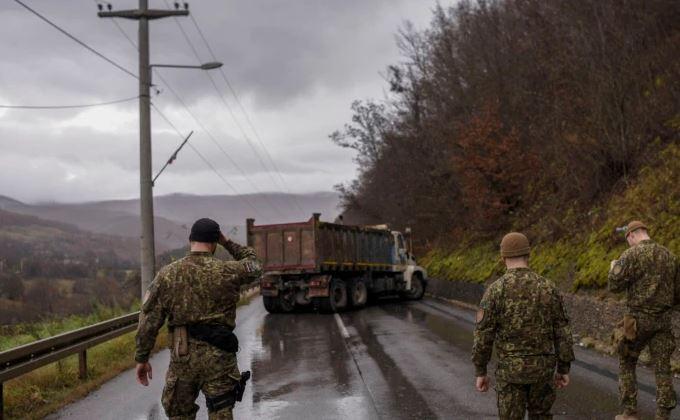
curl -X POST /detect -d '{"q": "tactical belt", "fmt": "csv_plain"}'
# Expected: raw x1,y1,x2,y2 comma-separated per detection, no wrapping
186,323,239,353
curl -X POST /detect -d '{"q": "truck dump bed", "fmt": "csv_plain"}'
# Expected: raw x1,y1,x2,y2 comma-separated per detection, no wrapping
247,214,394,273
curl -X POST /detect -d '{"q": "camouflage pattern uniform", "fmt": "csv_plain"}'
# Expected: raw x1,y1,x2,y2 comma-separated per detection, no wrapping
609,239,679,419
472,267,575,420
135,240,261,420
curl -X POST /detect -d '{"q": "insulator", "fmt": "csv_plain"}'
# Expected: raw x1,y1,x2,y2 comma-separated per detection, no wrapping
97,4,103,11
174,2,179,9
107,3,112,11
184,3,189,10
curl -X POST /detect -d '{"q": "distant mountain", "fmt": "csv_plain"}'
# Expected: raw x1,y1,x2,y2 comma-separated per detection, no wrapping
0,208,140,268
0,192,341,252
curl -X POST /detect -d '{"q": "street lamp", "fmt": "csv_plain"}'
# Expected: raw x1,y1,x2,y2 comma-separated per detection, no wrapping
150,61,223,70
136,60,223,297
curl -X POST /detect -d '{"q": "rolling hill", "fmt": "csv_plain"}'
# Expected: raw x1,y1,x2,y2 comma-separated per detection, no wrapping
0,192,341,251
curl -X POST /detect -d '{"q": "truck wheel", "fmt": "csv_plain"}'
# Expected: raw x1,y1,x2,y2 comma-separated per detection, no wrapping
403,274,425,300
263,296,280,313
348,280,368,309
315,279,347,313
278,292,295,313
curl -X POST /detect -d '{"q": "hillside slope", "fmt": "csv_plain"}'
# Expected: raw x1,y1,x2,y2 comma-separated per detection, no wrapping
0,209,140,270
422,142,680,290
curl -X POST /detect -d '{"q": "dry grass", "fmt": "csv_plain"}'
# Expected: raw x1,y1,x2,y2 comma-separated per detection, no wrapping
3,292,257,419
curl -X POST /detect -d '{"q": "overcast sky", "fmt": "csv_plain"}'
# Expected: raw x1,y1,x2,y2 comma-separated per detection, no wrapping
0,0,438,204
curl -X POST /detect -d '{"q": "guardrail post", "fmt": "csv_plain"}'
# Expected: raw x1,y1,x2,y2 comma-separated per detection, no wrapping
1,381,4,420
78,350,87,380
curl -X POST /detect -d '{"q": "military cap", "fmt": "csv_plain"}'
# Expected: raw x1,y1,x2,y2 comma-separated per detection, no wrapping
189,218,220,243
500,232,531,257
625,220,648,237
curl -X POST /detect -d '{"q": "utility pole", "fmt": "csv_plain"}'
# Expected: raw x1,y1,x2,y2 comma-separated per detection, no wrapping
98,1,189,298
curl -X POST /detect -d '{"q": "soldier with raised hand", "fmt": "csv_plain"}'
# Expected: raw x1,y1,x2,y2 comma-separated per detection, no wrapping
472,232,575,420
609,221,679,420
134,218,262,420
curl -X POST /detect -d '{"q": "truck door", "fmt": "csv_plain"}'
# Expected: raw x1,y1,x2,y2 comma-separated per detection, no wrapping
396,234,407,265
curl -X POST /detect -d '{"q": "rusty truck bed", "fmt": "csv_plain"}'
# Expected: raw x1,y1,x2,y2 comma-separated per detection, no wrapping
247,214,394,274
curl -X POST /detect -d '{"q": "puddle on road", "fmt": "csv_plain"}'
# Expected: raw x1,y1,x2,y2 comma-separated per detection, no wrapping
380,301,474,352
378,301,642,420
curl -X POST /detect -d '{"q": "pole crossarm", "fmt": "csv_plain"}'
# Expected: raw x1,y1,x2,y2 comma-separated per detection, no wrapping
98,9,188,20
153,130,193,185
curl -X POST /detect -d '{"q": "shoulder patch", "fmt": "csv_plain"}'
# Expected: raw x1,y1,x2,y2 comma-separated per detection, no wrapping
612,264,623,275
476,309,485,323
243,260,260,273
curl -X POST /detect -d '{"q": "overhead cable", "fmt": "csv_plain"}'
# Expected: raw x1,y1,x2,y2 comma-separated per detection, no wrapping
164,2,306,217
0,95,138,109
151,103,265,219
188,13,306,215
14,0,138,80
102,13,285,218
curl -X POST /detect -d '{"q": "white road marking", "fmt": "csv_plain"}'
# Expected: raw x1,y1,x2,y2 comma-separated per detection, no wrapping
334,313,350,339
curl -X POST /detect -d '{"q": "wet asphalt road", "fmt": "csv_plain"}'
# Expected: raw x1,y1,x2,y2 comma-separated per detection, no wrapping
51,296,680,420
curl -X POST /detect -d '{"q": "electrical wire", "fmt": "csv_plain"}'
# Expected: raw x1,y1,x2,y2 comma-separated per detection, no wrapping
14,0,138,80
0,95,138,109
188,13,306,216
101,10,285,218
151,103,265,219
164,2,306,217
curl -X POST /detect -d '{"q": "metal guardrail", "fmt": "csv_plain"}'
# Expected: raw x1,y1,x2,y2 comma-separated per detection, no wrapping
0,312,140,419
0,283,260,419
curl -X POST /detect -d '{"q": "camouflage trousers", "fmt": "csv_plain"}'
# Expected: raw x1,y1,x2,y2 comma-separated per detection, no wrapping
617,312,677,419
162,339,241,420
495,379,555,420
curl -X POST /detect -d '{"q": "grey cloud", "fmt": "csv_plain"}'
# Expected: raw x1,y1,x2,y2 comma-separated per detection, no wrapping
0,0,437,203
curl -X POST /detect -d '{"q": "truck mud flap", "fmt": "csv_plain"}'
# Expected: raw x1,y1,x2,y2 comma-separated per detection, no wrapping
307,274,331,298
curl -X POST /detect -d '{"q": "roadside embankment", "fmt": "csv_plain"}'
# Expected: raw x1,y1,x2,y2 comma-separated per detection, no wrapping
426,277,680,369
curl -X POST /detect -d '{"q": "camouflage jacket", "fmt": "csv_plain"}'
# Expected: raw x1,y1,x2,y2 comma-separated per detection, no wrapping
608,239,679,315
471,267,575,383
134,240,262,363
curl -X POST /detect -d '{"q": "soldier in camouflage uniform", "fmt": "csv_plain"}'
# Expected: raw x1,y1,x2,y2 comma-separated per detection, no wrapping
609,220,679,420
134,218,261,420
472,232,575,420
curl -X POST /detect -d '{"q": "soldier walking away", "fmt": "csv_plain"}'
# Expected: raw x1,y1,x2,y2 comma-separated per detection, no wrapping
134,218,262,420
609,220,679,420
472,232,575,420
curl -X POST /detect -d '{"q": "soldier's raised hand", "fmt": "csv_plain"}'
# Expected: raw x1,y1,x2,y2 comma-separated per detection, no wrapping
218,232,229,247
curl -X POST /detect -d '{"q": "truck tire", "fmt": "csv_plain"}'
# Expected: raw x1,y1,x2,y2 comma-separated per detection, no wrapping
263,296,280,313
403,274,425,300
278,292,295,313
315,279,347,313
348,279,368,309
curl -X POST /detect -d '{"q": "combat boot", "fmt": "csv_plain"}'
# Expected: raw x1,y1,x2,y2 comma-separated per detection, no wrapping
655,408,671,420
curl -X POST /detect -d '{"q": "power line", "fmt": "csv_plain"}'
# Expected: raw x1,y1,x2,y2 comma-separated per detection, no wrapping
165,2,306,217
151,103,264,219
0,95,138,109
101,12,285,219
188,13,305,215
14,0,138,80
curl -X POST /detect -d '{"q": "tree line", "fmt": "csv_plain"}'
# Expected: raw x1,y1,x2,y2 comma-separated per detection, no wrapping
332,0,680,248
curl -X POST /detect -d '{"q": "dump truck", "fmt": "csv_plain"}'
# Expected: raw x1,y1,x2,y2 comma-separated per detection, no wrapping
246,214,427,313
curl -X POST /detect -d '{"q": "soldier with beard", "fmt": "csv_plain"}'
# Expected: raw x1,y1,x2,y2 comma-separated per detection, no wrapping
609,221,679,420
